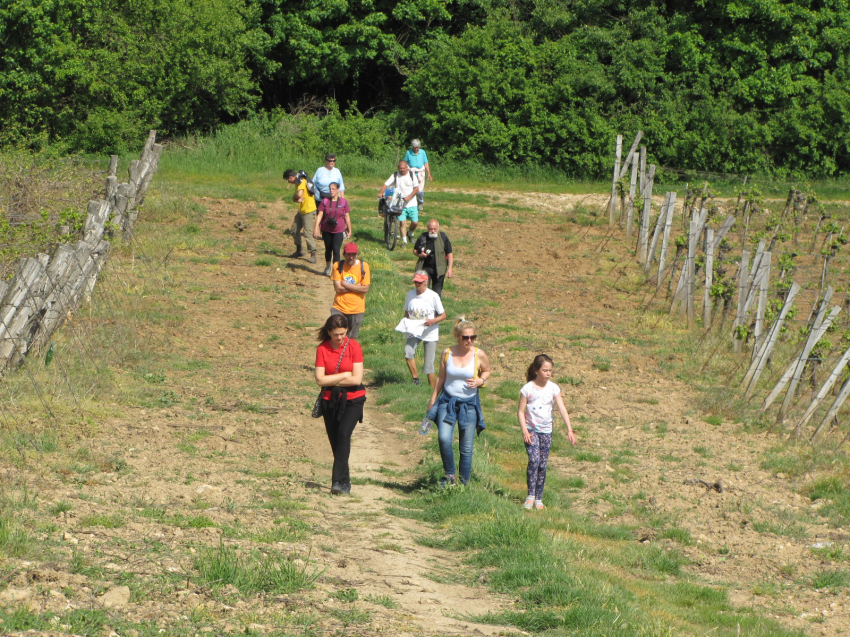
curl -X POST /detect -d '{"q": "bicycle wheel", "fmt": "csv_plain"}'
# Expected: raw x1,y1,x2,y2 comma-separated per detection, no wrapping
385,214,398,251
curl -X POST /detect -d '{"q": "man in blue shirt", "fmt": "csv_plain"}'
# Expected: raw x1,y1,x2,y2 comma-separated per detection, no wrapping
403,140,432,213
312,154,345,203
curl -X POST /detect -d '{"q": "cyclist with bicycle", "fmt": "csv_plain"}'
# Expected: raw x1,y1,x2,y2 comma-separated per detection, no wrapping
403,139,432,214
378,160,420,245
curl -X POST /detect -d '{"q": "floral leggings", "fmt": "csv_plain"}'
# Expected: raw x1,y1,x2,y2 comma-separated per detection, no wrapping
525,431,553,499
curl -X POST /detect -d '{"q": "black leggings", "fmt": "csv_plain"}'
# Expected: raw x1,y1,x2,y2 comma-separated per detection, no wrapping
323,401,363,484
322,231,344,263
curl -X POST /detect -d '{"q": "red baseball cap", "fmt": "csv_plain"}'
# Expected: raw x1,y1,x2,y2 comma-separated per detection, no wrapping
343,243,358,253
412,272,428,282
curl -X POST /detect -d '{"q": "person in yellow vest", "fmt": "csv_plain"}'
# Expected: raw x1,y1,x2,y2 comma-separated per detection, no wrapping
283,169,317,264
330,243,371,339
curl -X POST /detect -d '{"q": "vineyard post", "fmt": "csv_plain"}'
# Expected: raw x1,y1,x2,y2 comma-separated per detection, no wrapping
609,135,622,225
704,228,714,328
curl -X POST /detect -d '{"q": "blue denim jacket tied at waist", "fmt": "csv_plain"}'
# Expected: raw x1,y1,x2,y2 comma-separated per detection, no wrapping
426,391,486,436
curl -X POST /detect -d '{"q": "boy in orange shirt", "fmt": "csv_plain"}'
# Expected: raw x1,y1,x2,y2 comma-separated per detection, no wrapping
330,243,371,339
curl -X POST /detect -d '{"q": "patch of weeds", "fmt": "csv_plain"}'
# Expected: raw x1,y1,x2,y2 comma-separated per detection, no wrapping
193,543,321,593
557,375,584,386
704,415,722,426
331,587,359,603
810,543,847,561
659,454,682,463
655,422,668,435
365,593,397,609
659,527,693,545
375,542,405,552
494,379,523,401
328,606,371,624
810,568,850,591
143,372,166,384
49,501,73,515
752,580,781,596
693,446,713,459
254,257,274,266
574,451,601,462
0,514,31,557
78,513,124,529
253,519,310,543
592,356,611,372
563,477,585,489
752,517,807,539
727,462,742,472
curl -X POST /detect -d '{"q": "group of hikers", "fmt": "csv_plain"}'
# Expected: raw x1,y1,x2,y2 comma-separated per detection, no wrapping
284,141,576,507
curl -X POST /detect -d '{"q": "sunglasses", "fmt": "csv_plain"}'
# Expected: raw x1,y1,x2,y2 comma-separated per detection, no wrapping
461,335,477,341
327,159,336,162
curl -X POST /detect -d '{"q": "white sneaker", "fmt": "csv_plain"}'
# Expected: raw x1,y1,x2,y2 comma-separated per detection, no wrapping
523,496,534,510
402,237,408,244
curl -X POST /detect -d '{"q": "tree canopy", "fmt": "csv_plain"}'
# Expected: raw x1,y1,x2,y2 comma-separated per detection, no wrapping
1,0,849,176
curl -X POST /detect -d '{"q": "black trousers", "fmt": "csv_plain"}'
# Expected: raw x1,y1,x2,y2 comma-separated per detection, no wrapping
425,268,445,297
321,231,344,263
323,401,363,484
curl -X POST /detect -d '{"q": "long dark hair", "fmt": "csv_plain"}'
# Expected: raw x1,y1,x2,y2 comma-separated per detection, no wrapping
526,354,553,382
317,314,349,342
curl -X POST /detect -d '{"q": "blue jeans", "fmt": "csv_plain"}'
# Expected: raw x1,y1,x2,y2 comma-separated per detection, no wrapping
437,417,475,484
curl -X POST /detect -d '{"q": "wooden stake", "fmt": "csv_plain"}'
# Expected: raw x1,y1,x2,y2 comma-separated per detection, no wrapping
775,303,841,423
687,216,697,328
753,253,771,351
733,251,750,353
743,282,801,399
626,158,638,241
797,344,850,441
810,374,850,444
657,192,677,288
638,165,656,264
645,192,671,276
609,135,622,225
618,132,643,178
704,228,715,328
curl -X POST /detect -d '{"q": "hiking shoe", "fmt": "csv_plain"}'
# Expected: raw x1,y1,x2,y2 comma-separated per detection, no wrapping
412,377,421,386
289,250,305,258
308,252,317,264
323,264,332,276
523,496,534,510
438,475,457,489
331,482,344,495
339,482,351,495
534,500,545,510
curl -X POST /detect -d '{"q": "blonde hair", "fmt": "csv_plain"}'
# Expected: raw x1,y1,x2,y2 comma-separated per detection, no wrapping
452,317,476,339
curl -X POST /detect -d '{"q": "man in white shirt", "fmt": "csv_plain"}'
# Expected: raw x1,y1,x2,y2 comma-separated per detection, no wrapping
378,160,420,244
403,271,446,387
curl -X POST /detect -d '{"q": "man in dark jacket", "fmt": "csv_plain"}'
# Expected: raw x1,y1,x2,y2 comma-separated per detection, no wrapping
413,219,453,297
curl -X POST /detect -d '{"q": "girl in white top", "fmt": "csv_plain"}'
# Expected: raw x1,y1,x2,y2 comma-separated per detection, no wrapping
518,354,576,510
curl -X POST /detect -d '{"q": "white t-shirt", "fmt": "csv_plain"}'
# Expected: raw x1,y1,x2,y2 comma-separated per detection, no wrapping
521,381,561,434
384,171,420,200
404,288,444,342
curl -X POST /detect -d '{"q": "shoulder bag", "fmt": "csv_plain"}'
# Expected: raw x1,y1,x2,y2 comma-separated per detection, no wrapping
312,338,350,418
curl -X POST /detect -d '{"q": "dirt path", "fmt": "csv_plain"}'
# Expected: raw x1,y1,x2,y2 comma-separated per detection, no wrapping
3,186,850,636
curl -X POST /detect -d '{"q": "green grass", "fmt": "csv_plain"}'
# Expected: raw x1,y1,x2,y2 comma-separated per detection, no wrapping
810,569,850,591
193,543,321,594
78,513,125,529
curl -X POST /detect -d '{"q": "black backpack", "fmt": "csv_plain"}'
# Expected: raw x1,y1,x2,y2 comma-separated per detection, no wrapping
296,170,316,196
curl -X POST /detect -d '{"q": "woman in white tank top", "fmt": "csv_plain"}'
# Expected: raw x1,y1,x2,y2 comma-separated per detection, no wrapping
426,318,491,486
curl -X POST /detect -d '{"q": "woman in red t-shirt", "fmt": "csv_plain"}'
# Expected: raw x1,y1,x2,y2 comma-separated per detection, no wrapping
314,314,366,495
